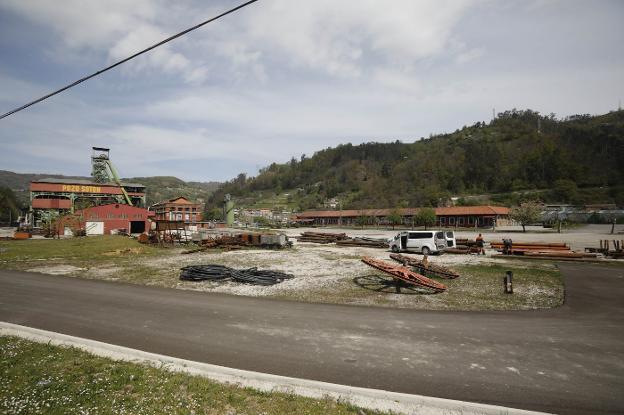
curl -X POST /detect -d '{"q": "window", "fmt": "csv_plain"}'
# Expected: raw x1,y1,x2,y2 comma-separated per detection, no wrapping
408,232,433,239
436,232,444,239
458,217,464,225
449,217,455,225
440,217,446,224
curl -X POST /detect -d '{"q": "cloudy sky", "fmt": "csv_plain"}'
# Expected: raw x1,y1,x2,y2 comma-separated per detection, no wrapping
0,0,622,182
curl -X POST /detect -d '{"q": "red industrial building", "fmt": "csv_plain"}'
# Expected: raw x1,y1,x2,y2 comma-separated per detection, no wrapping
58,204,153,235
149,197,203,223
30,178,146,227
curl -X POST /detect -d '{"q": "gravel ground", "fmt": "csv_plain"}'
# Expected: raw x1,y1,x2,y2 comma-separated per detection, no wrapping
282,223,624,251
131,224,624,301
134,238,544,299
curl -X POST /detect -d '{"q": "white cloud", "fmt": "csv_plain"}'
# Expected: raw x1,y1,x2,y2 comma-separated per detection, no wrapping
456,47,485,64
238,0,475,78
0,0,477,83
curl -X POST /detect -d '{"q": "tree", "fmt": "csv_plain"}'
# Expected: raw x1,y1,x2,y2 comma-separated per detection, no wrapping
415,208,436,230
356,212,369,229
510,201,542,232
0,186,20,224
204,207,223,221
552,179,578,203
386,207,402,230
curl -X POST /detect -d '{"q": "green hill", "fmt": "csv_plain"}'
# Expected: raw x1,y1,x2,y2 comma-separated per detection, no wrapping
206,109,624,212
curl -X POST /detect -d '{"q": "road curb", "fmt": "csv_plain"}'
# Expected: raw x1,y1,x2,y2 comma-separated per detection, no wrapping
1,322,548,415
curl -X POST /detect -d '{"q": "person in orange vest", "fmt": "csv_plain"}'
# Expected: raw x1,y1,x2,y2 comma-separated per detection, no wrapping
476,233,485,255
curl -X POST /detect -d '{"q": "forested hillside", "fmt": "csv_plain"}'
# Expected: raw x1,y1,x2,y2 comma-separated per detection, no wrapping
0,171,220,208
124,176,220,205
207,109,624,211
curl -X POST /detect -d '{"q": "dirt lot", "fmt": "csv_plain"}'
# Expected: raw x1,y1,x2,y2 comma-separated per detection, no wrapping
3,224,622,311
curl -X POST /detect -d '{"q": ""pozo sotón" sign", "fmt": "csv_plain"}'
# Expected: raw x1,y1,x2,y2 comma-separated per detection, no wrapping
61,185,103,193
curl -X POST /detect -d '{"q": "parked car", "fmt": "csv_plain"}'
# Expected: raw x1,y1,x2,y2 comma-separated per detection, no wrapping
389,230,449,255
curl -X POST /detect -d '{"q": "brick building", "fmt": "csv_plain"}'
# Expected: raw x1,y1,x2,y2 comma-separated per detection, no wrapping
58,203,152,235
149,197,203,223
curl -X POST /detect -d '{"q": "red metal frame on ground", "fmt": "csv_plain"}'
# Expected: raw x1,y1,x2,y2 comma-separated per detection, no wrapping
361,257,447,292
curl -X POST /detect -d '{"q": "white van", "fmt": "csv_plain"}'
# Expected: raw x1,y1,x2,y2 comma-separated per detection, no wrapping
389,230,452,255
443,231,457,248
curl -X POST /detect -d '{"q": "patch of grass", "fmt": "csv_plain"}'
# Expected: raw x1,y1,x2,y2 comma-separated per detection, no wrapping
0,335,384,415
0,236,160,263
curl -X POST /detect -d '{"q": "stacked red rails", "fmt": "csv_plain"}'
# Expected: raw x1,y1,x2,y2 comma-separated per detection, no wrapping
361,257,447,293
389,253,460,279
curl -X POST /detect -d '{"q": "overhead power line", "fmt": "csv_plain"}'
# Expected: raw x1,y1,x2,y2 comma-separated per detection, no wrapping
0,0,259,120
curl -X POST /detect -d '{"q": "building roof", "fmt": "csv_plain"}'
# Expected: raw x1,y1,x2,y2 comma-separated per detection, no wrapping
33,177,145,188
295,205,509,219
151,196,200,207
435,206,509,216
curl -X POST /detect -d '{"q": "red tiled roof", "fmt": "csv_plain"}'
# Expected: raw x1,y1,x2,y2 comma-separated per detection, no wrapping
435,206,509,216
295,205,508,218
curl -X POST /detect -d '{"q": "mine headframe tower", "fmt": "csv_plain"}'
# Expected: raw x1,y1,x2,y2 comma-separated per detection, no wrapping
91,147,133,206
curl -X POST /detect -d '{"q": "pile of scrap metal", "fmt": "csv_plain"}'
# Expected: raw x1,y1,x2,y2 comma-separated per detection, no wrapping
389,253,460,279
296,231,348,243
335,236,389,248
491,240,597,260
585,240,624,259
361,256,447,293
179,264,294,285
182,232,292,253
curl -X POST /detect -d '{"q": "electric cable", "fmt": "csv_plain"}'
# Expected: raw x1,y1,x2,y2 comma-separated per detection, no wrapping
179,264,294,285
0,0,259,120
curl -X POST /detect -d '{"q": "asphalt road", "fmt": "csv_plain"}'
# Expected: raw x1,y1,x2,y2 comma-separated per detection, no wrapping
1,264,623,414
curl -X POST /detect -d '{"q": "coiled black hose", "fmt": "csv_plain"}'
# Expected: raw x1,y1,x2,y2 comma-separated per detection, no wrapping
180,264,294,285
180,265,231,281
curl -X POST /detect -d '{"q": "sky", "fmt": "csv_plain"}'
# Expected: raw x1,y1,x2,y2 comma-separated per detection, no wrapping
0,0,622,182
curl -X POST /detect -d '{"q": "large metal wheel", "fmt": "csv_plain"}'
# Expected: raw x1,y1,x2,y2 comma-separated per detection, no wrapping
421,246,431,255
391,245,399,253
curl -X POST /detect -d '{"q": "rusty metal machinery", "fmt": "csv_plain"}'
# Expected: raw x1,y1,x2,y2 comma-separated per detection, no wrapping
361,257,447,293
389,253,460,279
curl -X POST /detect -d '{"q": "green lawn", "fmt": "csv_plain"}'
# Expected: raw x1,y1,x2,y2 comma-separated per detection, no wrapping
0,336,382,415
0,235,159,262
